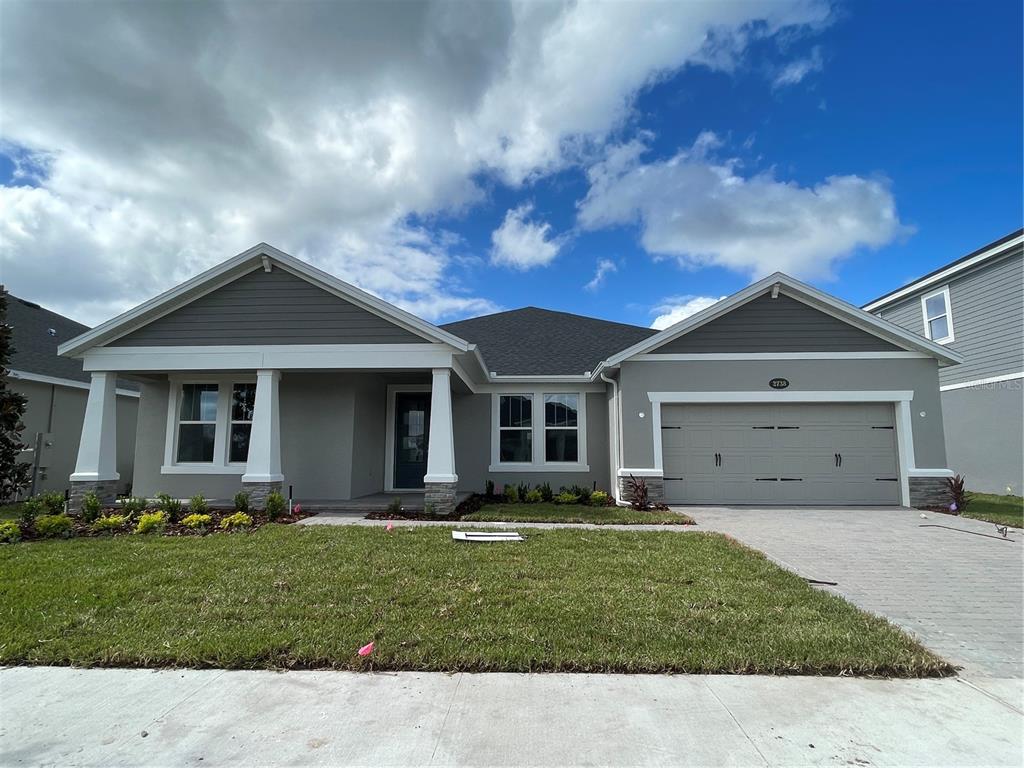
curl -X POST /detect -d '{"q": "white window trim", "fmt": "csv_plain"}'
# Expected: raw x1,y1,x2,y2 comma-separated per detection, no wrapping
384,384,432,492
162,374,255,475
920,286,954,344
489,390,589,473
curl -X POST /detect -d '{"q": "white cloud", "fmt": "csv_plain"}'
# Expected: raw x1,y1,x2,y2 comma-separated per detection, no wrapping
578,132,909,281
772,46,823,88
584,258,618,291
650,295,726,330
0,0,833,323
490,203,563,270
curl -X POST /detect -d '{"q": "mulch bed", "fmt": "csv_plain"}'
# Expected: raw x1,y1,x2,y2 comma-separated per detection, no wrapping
364,493,670,521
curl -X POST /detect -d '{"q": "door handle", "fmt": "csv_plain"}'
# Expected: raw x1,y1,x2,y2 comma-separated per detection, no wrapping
838,453,842,467
834,453,839,467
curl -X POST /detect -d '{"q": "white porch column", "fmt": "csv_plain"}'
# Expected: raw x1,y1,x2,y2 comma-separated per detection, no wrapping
424,367,457,483
71,372,119,482
241,369,284,484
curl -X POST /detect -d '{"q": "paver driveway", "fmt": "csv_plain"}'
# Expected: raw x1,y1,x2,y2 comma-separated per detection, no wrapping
685,506,1023,678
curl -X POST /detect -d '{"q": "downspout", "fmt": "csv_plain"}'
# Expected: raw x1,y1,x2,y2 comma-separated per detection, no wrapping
599,371,623,504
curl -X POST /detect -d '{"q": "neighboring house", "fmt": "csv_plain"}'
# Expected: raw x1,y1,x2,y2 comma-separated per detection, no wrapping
864,229,1023,495
57,244,962,513
4,293,139,497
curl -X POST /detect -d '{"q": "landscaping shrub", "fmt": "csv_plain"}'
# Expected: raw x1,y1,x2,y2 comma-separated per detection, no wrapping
20,497,43,525
568,484,592,504
504,484,520,503
38,491,66,515
0,520,21,543
524,489,543,504
189,494,209,516
590,490,609,506
181,513,212,530
516,482,530,501
484,480,495,497
626,475,650,511
91,514,127,534
537,482,553,502
386,496,402,515
554,490,579,505
155,493,183,522
265,491,286,520
119,497,148,518
35,513,73,539
946,474,970,514
233,491,250,513
135,511,167,535
221,512,252,530
80,491,103,523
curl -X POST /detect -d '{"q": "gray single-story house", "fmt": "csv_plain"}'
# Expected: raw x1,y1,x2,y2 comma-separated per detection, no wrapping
58,244,963,513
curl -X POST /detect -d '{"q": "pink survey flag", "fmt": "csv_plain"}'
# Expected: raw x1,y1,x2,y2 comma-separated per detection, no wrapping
294,504,302,515
386,521,394,532
357,642,375,656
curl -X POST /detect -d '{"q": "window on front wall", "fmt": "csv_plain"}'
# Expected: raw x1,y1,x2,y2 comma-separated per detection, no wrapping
499,394,532,462
177,383,218,462
229,383,256,462
922,287,954,343
544,393,579,462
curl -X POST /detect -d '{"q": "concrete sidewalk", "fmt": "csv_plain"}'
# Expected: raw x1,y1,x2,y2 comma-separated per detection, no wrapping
1,667,1020,767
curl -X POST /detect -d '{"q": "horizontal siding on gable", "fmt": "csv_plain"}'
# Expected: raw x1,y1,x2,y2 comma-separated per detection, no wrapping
652,293,902,353
878,249,1023,385
110,266,428,346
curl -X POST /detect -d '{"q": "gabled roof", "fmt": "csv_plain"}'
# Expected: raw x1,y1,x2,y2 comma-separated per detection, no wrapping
58,244,472,357
863,228,1024,311
5,294,92,383
604,272,965,368
442,307,656,376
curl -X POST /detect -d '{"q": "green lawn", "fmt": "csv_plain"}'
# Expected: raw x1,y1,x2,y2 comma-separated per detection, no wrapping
962,493,1024,528
0,524,949,676
462,502,693,525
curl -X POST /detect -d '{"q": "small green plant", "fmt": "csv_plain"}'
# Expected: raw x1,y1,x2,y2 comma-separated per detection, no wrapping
424,503,436,516
20,497,43,525
35,513,74,538
568,484,592,504
155,493,183,522
516,482,530,501
91,514,127,534
233,490,251,513
265,491,286,520
590,490,609,506
135,511,167,535
221,511,252,530
119,497,148,518
484,479,495,497
387,496,403,514
181,513,212,530
38,491,66,515
189,493,209,515
524,488,543,504
0,520,21,543
537,482,554,502
554,490,580,505
80,491,103,523
504,484,520,503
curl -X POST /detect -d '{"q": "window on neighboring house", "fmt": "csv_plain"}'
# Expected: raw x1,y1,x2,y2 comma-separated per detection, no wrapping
921,286,954,343
229,383,256,462
499,394,532,462
544,393,579,462
177,383,218,462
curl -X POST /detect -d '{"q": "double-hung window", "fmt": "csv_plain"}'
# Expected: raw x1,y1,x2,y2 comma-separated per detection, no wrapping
921,286,954,344
544,393,578,463
177,383,218,462
499,394,533,462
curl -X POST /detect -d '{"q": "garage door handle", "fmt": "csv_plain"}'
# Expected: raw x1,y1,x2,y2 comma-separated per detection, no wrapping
838,453,842,467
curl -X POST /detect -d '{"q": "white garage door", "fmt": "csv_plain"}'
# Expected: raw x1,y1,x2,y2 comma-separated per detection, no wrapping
661,403,900,505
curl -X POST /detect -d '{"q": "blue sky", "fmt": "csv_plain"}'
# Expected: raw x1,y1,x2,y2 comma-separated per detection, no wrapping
1,0,1021,329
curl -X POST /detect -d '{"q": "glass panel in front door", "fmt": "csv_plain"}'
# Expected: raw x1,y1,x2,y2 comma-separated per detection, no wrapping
394,392,430,489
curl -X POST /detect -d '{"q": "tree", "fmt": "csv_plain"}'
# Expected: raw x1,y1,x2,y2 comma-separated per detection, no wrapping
0,289,31,501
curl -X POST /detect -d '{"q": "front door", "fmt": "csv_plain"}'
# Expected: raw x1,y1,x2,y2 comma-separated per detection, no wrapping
394,392,431,489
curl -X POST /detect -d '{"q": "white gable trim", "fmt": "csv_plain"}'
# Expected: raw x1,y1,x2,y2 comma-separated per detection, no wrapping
58,243,471,357
7,369,141,398
604,273,964,368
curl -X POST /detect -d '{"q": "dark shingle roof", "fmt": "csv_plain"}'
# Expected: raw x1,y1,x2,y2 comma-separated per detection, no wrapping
5,294,93,383
441,307,657,376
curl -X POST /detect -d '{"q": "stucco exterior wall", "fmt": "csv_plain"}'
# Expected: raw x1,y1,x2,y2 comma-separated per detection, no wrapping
618,358,948,470
13,378,137,495
942,381,1023,495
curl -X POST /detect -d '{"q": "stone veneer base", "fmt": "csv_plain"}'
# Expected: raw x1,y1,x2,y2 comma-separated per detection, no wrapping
909,476,952,508
617,475,665,505
70,479,119,515
241,481,284,511
424,481,458,515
